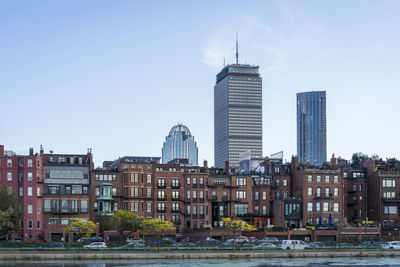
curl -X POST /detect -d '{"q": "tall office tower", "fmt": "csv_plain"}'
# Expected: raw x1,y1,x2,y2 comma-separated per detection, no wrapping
297,91,327,166
162,124,198,165
214,38,262,168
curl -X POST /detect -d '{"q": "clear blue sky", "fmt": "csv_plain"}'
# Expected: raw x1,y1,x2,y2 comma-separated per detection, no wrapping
1,0,399,167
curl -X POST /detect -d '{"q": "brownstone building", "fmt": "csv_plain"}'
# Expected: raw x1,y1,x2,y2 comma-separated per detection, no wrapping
292,156,345,227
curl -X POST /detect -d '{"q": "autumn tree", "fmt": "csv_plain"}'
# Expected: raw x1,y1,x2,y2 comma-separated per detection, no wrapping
65,218,96,242
111,210,142,242
222,217,256,249
0,185,24,239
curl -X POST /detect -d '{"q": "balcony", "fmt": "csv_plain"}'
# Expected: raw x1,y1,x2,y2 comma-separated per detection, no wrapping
211,196,218,201
199,197,205,203
192,214,198,219
222,196,228,201
172,209,181,213
192,183,198,188
157,197,167,201
199,214,205,219
157,209,167,213
171,183,181,189
171,196,181,201
173,220,181,225
192,197,198,203
347,188,357,193
157,184,166,189
199,183,205,189
313,193,333,200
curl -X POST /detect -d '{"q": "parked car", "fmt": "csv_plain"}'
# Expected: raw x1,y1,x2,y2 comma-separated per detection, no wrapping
84,242,107,248
335,243,353,248
241,243,255,247
257,237,279,243
278,240,308,250
218,242,234,247
90,237,103,242
381,241,400,249
248,237,258,243
227,236,249,243
198,238,219,243
254,242,277,249
119,242,145,249
307,242,325,249
126,237,143,243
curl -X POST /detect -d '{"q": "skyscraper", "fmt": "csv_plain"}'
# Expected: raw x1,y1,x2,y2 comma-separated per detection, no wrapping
214,39,262,168
296,91,327,165
162,124,198,165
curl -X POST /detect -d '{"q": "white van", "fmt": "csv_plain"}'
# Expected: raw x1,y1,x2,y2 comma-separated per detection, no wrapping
278,240,308,250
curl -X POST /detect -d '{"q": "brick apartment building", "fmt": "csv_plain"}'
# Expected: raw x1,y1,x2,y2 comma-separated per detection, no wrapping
42,150,95,242
291,156,345,227
0,145,43,241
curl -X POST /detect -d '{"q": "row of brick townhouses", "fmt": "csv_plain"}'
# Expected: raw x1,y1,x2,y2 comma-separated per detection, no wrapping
1,144,399,242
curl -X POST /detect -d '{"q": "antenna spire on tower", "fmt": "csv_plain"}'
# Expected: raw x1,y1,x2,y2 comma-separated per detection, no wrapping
236,31,239,64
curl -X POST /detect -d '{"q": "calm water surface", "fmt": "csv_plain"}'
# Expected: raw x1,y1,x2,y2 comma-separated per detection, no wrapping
2,258,400,267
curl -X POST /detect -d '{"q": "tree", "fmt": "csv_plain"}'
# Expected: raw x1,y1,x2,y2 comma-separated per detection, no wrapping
65,218,96,242
222,217,256,249
352,152,369,166
0,185,24,239
111,210,142,242
144,218,175,239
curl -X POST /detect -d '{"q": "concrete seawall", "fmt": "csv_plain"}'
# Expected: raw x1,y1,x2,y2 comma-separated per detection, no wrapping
1,250,400,260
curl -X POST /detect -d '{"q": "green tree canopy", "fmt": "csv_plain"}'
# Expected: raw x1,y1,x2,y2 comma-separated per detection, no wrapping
0,185,24,238
144,218,175,238
111,210,143,242
222,217,256,246
65,218,96,240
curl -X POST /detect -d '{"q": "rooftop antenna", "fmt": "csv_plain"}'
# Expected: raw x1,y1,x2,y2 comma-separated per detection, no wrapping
236,31,239,64
223,57,225,67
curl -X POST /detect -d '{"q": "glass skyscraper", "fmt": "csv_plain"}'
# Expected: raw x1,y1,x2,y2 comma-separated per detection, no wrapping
214,64,263,168
162,124,198,165
296,91,327,165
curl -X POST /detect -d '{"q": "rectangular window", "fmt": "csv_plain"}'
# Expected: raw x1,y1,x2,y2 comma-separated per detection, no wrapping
28,187,32,196
236,190,246,199
334,176,339,183
193,205,197,214
325,176,330,183
37,204,41,214
308,175,312,182
236,177,246,186
187,190,190,199
234,203,248,216
316,176,321,182
316,202,320,212
27,172,33,181
199,177,204,185
61,219,69,225
262,191,267,200
193,177,197,185
131,187,139,197
307,187,313,196
71,200,78,213
27,204,33,214
323,202,329,212
254,191,259,200
44,199,51,212
130,202,139,212
146,174,152,184
37,220,41,229
19,187,23,196
146,202,152,212
7,173,12,181
334,187,338,196
72,185,82,194
325,187,330,197
334,203,339,212
28,220,33,229
147,188,152,198
112,188,117,196
131,173,139,183
316,187,321,197
262,205,267,215
49,219,58,225
62,200,68,213
307,203,313,212
283,179,287,186
81,200,88,213
187,177,190,185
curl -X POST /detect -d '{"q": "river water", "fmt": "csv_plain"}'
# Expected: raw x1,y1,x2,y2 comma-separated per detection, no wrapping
2,258,400,267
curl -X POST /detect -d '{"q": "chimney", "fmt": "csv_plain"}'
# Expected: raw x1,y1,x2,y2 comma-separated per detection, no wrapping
29,148,34,156
225,161,230,174
0,145,4,156
203,160,209,173
40,145,44,157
